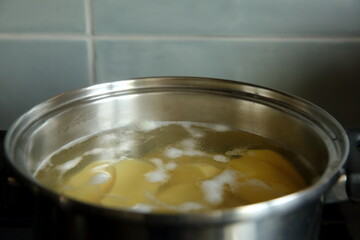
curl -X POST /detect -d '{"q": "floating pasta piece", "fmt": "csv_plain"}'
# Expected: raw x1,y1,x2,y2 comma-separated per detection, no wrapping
229,149,306,203
156,182,204,206
101,158,161,208
244,149,306,187
168,161,222,186
233,178,288,203
60,160,115,204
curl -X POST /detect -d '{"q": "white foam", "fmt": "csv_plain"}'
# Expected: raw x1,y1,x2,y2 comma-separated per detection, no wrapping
137,121,173,132
58,157,82,172
84,148,105,155
115,140,135,152
100,149,116,160
182,122,204,138
138,121,159,131
165,162,177,170
213,155,229,163
180,138,207,157
145,158,170,183
131,203,154,213
145,170,169,183
179,202,204,212
180,138,196,149
92,162,112,171
145,192,204,213
164,147,184,158
165,138,216,160
83,148,119,161
78,143,132,162
186,149,205,157
150,158,163,167
89,172,111,185
201,170,237,205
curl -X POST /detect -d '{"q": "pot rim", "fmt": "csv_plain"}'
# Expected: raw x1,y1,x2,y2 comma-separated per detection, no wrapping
5,76,350,223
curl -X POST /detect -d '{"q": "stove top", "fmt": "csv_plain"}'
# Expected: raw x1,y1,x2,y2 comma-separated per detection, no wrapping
0,130,359,240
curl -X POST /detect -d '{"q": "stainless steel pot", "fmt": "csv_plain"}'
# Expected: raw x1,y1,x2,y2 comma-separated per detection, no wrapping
4,77,358,240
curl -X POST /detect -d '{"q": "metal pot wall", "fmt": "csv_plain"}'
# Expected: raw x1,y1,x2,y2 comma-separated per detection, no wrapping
4,77,359,240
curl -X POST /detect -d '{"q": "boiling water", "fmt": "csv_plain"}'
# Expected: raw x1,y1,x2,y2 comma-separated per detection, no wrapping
35,121,314,213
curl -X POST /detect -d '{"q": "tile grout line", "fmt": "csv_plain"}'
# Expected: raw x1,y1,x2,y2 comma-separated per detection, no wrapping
92,35,360,42
85,0,96,85
0,33,89,40
0,34,360,42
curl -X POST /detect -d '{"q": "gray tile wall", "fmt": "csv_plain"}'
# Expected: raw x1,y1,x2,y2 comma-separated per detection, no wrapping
1,0,360,129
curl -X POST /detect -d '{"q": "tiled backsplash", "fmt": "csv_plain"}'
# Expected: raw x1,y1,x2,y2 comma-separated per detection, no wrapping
0,0,86,33
93,0,360,36
1,0,360,129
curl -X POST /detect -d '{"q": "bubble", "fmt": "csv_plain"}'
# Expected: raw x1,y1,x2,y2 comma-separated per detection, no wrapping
164,147,184,158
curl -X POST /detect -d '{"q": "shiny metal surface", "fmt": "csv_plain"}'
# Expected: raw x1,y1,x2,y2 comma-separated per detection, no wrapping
5,77,350,240
324,173,349,203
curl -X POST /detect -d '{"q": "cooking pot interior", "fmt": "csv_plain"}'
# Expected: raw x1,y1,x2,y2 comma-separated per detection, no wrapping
14,87,335,185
